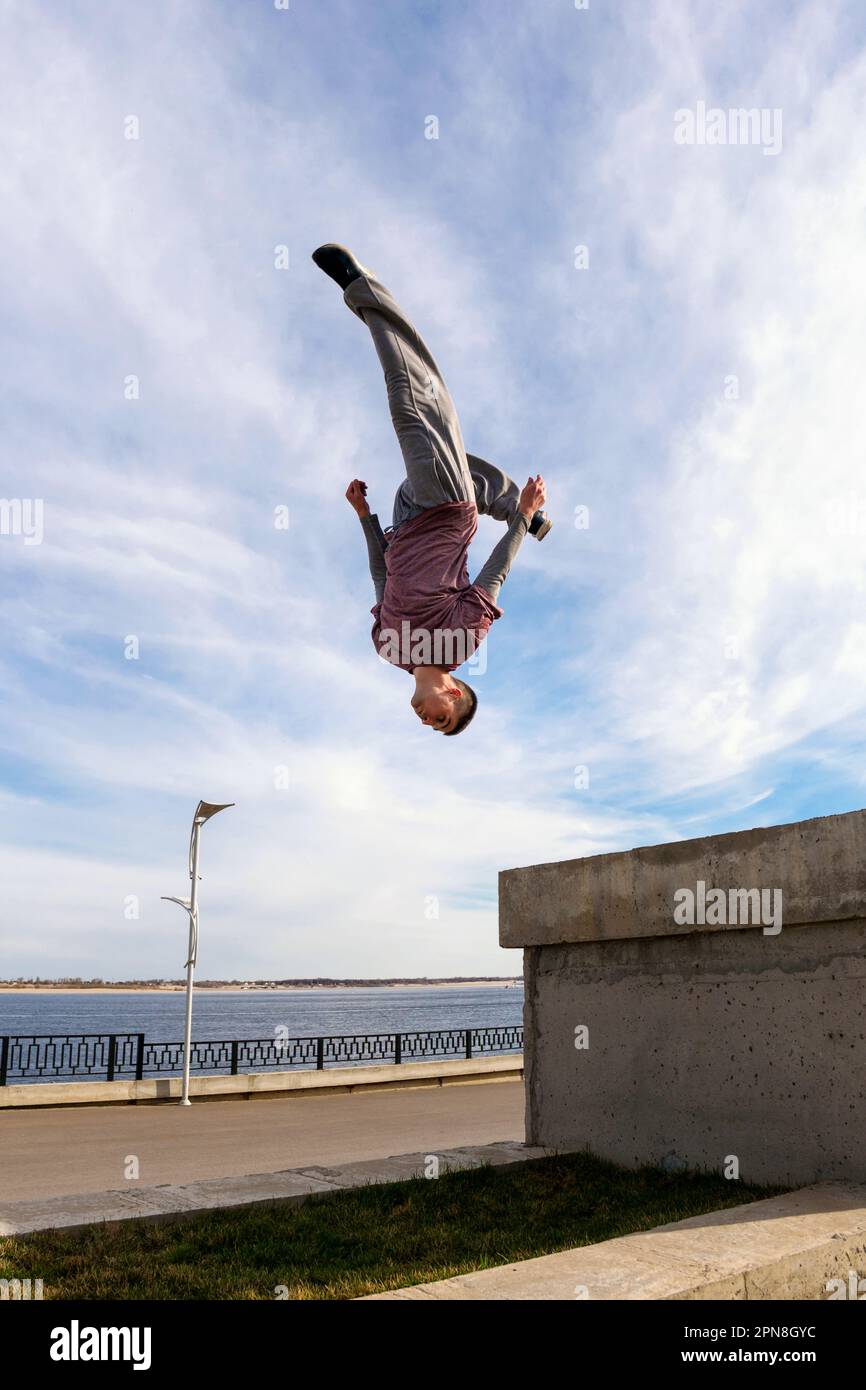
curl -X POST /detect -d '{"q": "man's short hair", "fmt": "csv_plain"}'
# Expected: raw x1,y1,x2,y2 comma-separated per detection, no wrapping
444,679,477,736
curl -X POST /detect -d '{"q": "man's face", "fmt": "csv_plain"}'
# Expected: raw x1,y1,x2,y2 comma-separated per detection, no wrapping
411,688,459,734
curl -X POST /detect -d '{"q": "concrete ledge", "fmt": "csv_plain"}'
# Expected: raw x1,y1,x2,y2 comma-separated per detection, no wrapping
503,808,866,1186
0,1139,545,1236
362,1182,866,1300
499,808,866,947
0,1054,523,1109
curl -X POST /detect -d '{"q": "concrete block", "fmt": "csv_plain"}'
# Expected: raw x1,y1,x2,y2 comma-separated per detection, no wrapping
499,809,866,1186
500,808,866,947
362,1182,866,1300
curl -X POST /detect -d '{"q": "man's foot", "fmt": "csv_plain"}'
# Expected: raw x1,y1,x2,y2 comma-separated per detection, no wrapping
312,244,371,290
530,510,552,541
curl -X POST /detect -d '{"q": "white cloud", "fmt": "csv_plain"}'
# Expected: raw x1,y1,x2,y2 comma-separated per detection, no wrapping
1,0,864,979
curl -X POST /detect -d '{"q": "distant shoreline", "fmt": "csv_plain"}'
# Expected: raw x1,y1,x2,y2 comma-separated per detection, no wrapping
0,980,522,996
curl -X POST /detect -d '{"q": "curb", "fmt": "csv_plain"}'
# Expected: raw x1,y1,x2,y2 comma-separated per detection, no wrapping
0,1054,523,1110
0,1138,545,1236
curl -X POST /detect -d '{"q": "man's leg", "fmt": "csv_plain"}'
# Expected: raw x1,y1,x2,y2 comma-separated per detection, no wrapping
343,272,475,523
466,453,521,525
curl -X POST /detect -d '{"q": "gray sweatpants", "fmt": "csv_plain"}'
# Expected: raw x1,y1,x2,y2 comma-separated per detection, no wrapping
344,272,520,532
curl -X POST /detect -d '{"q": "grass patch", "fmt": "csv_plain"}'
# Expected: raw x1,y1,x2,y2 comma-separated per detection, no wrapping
0,1153,786,1300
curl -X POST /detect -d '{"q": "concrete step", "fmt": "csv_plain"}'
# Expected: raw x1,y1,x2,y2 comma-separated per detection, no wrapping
362,1182,866,1300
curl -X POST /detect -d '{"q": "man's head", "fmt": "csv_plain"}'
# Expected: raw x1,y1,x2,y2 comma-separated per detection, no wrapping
411,668,478,735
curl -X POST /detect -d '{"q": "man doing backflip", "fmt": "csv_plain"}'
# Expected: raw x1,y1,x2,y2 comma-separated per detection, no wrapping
313,244,550,736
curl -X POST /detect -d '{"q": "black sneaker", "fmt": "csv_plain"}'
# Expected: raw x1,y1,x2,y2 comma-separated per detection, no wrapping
312,244,372,290
529,510,552,540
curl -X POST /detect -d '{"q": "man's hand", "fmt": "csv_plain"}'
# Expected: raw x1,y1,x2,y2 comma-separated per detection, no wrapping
518,473,546,520
345,478,371,519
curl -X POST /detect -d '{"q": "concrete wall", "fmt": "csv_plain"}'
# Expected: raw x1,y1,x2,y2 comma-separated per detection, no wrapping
499,809,866,1187
0,1055,523,1109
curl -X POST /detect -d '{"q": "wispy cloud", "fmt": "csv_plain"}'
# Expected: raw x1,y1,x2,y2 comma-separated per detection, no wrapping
1,0,864,976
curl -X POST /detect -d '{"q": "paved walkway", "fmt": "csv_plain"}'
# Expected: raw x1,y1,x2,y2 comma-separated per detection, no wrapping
0,1078,524,1201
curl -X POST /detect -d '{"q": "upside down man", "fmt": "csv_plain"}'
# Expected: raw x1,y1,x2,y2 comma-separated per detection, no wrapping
313,244,550,736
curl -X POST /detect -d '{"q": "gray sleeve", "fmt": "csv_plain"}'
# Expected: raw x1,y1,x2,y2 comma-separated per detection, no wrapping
360,512,387,605
473,513,530,603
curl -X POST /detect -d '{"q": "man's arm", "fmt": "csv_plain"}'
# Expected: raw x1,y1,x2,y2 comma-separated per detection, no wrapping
360,514,387,605
473,513,529,603
473,473,546,604
346,479,387,605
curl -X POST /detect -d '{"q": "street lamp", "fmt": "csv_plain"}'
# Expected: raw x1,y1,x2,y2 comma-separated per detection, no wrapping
162,799,234,1106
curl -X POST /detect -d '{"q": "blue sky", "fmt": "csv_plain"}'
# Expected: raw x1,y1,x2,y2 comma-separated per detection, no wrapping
2,0,866,978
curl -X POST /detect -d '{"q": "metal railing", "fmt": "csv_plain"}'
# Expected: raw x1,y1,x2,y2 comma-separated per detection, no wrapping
0,1026,523,1085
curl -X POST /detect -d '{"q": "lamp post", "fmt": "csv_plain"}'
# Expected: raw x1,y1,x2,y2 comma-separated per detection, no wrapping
162,799,233,1106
